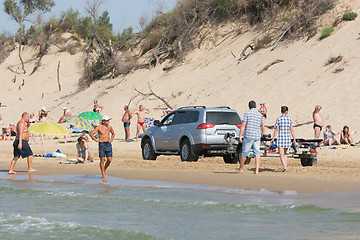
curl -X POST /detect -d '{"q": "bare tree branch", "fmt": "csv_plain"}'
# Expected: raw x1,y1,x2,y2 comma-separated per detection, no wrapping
134,83,172,109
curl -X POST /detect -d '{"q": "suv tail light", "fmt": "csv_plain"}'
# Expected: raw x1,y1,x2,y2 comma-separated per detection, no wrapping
236,124,241,129
197,123,215,129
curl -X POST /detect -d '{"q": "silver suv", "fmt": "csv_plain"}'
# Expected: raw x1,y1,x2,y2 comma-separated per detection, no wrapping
141,106,242,163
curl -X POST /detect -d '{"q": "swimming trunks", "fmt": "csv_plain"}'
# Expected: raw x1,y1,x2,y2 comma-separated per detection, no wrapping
313,124,323,131
13,139,33,158
124,122,130,128
263,114,267,119
138,122,145,126
98,142,112,158
10,131,16,137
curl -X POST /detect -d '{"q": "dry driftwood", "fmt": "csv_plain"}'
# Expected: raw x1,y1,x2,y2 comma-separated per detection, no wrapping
333,67,344,73
134,83,172,109
257,59,284,75
12,66,20,83
325,55,342,66
30,41,50,76
57,61,61,91
238,44,254,62
271,27,290,51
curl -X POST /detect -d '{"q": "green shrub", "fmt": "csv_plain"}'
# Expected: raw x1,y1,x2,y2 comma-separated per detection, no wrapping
343,12,358,21
58,8,81,32
74,16,92,40
281,16,290,22
117,27,135,51
214,0,237,14
141,32,159,55
322,3,334,13
321,26,334,39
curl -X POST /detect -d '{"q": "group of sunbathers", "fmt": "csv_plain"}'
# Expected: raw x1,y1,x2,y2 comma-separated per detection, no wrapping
324,125,354,146
313,105,355,146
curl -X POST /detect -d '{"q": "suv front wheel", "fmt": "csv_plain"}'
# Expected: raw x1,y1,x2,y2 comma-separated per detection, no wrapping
142,139,157,160
180,139,199,162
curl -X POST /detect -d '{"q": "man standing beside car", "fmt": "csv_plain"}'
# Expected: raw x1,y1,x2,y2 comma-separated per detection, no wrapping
237,100,264,174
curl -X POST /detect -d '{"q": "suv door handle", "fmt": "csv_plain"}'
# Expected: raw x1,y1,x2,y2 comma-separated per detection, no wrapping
180,127,184,130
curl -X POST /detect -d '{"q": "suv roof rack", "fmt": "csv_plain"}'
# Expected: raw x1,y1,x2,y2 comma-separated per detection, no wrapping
216,106,231,109
178,106,206,109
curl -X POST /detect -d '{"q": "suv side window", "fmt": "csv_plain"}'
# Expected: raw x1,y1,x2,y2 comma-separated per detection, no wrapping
184,111,199,123
171,111,187,125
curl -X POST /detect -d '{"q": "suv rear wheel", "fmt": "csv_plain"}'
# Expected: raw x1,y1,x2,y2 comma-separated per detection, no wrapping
180,139,199,162
142,139,157,160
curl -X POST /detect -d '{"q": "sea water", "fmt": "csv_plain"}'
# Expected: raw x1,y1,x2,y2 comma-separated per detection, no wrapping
0,172,359,240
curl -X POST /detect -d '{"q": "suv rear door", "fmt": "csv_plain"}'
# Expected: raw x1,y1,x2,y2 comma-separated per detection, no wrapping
205,111,241,144
167,110,200,150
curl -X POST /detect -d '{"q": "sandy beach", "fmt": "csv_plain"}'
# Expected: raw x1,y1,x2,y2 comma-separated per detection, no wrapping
1,138,359,193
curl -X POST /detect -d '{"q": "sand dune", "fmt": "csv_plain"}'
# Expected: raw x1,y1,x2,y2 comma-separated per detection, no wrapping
1,5,360,139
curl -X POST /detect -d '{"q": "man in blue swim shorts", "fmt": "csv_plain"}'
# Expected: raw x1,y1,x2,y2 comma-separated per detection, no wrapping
9,112,37,174
122,105,132,140
90,115,115,183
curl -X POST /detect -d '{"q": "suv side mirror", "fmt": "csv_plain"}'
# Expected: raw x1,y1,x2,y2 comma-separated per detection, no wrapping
154,120,161,127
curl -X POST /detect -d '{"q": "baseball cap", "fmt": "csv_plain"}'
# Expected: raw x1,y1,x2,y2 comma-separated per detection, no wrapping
102,115,111,121
63,107,67,110
41,106,46,111
259,100,265,105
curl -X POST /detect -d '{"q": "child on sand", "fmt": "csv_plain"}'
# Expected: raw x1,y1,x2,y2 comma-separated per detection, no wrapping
323,125,340,146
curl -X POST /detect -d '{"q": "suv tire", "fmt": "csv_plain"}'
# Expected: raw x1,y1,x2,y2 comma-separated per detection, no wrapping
142,139,157,160
223,154,238,164
180,139,199,162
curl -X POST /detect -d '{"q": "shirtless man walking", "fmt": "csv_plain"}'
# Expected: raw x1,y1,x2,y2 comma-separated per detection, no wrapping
133,105,150,142
313,105,324,139
90,115,115,183
122,105,132,140
9,112,37,174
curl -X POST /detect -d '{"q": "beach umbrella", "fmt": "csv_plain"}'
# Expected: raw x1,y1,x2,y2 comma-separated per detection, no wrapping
78,111,103,121
68,116,93,132
29,122,69,135
29,122,69,154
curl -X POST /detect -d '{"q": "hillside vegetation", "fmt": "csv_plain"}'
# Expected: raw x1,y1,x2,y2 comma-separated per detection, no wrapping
1,0,351,86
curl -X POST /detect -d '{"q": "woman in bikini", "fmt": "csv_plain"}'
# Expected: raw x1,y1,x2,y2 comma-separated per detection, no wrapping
39,111,49,144
340,126,354,145
93,100,104,113
259,100,267,124
76,136,93,163
29,113,37,144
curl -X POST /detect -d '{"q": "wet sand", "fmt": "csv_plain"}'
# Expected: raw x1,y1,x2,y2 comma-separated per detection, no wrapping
1,139,359,193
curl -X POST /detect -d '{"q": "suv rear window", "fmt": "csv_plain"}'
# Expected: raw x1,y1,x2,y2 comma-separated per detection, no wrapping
206,112,241,125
